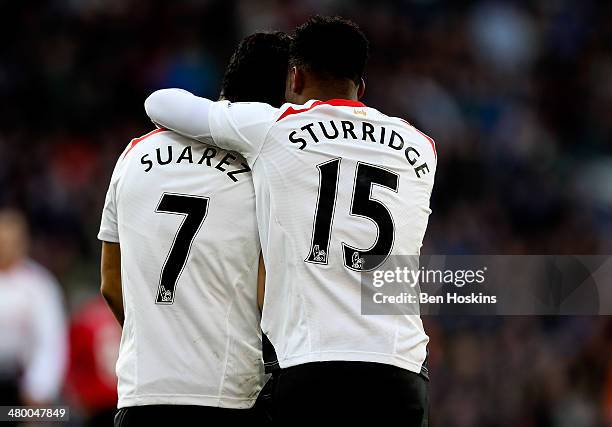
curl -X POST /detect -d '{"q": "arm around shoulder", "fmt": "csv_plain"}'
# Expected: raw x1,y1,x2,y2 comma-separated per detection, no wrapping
144,88,214,141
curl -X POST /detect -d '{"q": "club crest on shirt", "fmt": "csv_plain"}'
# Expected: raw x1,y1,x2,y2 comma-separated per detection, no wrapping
311,245,327,263
351,251,365,270
159,286,173,303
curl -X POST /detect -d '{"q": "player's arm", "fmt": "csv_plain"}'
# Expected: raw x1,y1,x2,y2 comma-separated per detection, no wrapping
144,89,278,162
257,253,266,312
98,149,124,325
100,242,123,326
145,89,212,141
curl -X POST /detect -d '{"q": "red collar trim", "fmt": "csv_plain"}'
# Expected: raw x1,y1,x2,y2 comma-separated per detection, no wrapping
323,99,366,108
123,128,166,158
277,99,366,122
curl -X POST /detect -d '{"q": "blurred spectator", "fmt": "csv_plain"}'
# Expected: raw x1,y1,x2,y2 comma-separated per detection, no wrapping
65,296,120,427
0,209,67,406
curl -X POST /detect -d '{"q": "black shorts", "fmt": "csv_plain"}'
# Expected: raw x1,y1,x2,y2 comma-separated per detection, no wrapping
272,361,429,426
113,403,268,427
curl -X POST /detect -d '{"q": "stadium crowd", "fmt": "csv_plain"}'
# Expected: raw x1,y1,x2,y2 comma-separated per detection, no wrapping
0,1,610,425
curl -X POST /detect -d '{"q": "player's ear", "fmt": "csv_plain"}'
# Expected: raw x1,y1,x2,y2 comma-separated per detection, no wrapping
357,77,366,100
292,67,305,95
284,68,294,101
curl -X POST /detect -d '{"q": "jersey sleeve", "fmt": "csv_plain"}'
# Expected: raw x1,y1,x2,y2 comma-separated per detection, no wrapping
97,155,123,243
145,89,215,144
207,100,278,162
145,89,278,162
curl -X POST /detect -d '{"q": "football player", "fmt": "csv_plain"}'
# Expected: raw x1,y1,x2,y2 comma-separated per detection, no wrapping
99,32,289,426
144,16,436,425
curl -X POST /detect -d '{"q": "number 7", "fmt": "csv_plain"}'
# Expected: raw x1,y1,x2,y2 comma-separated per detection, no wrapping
155,193,209,304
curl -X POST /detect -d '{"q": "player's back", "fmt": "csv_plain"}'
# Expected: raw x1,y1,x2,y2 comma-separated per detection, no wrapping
106,129,262,408
255,99,436,374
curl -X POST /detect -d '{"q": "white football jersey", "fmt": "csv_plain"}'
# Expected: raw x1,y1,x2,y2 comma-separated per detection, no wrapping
0,261,66,402
147,94,436,375
98,129,264,409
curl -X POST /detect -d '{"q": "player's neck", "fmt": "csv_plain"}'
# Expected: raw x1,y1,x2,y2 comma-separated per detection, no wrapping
0,257,24,272
299,80,359,104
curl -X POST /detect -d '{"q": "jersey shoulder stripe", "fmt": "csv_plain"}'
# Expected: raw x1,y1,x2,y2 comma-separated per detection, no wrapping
276,99,366,122
400,119,437,159
123,128,167,158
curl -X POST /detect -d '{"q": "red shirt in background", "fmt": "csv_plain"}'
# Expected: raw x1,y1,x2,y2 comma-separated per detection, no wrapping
65,296,120,413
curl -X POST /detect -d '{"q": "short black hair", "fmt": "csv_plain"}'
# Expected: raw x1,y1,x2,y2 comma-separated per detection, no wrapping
220,32,290,108
290,16,369,84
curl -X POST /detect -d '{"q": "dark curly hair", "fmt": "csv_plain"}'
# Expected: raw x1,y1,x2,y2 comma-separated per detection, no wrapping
220,32,290,108
290,16,369,84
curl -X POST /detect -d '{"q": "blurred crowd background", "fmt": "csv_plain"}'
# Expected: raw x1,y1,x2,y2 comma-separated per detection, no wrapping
0,0,611,426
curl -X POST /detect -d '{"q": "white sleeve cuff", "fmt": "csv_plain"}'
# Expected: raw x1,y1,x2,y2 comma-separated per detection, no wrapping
97,230,119,243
